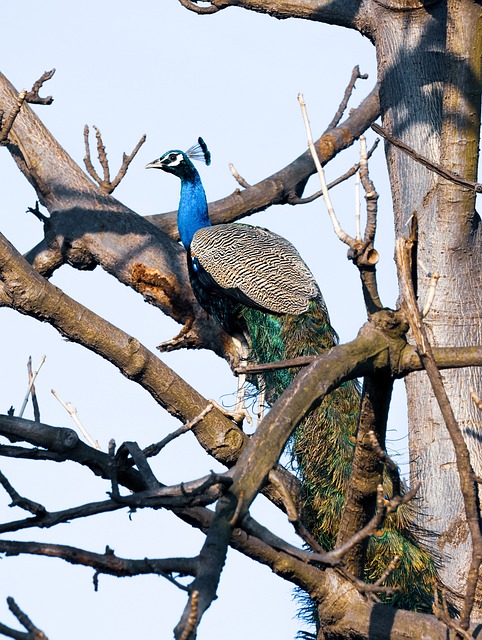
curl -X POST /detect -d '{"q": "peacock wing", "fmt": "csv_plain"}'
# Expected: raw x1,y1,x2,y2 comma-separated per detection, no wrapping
190,223,321,315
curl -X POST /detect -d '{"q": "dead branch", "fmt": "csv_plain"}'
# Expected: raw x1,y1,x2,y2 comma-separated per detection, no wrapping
229,163,250,188
300,94,382,314
372,122,482,193
0,597,48,640
25,69,55,105
334,373,393,576
287,139,379,205
236,344,482,376
178,590,199,640
397,233,482,630
83,125,146,194
0,470,46,517
18,355,45,419
178,0,226,13
299,92,352,245
143,403,214,458
0,539,197,584
26,358,40,423
51,389,99,449
327,65,369,130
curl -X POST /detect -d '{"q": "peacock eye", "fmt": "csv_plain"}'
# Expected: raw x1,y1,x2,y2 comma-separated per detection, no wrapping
169,153,178,162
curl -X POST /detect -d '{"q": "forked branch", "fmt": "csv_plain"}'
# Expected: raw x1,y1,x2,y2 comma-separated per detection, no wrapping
0,597,48,640
83,124,146,194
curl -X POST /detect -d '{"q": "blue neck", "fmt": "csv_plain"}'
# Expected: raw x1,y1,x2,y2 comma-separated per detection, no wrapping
177,170,211,249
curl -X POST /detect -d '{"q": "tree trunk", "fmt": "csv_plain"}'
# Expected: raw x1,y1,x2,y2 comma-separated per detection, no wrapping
374,0,482,603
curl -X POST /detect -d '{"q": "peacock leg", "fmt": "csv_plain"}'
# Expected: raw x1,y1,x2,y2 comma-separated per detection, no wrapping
256,377,266,423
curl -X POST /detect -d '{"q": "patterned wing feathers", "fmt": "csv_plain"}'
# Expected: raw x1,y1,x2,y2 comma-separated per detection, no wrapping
191,224,320,315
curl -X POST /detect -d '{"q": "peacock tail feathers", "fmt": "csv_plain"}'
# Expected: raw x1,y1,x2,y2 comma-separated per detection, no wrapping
147,139,440,617
242,300,439,611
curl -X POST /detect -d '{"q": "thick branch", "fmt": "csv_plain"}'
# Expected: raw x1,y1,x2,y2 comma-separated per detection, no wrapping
335,373,393,576
177,0,370,32
0,539,197,580
237,344,482,376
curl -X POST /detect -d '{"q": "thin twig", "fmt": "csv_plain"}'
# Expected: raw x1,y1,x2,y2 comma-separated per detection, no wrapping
432,588,473,640
0,470,46,516
26,202,49,224
108,439,120,501
372,122,482,193
298,93,352,245
108,133,146,192
372,554,400,587
178,0,223,13
51,389,100,449
143,403,214,458
229,163,250,188
327,65,368,130
25,69,55,105
288,139,379,205
18,355,46,418
7,597,48,639
328,484,418,564
26,357,41,423
83,125,146,194
94,126,110,184
83,125,101,184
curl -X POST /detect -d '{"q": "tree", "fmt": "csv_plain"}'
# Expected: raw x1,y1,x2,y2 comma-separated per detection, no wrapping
0,2,481,640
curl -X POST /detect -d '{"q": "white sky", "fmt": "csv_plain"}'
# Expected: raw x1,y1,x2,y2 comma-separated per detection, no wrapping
0,2,407,638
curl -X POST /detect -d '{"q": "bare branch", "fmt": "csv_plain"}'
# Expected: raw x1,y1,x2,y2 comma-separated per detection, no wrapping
26,358,40,423
0,597,49,640
327,65,369,130
0,539,198,582
0,470,46,517
229,163,250,188
178,0,226,13
18,355,45,419
143,403,214,458
51,389,100,449
237,344,482,376
287,139,379,205
83,124,146,194
25,69,55,105
372,122,482,193
298,92,352,245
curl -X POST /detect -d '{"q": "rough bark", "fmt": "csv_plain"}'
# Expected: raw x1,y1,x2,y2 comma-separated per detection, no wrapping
373,0,482,601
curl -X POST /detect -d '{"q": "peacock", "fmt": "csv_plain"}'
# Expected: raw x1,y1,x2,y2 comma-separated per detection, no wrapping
146,138,438,616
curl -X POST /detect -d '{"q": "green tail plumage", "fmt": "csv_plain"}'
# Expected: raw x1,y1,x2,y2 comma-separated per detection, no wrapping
242,301,439,613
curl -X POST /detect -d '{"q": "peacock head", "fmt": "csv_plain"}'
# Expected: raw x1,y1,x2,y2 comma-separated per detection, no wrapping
145,137,211,179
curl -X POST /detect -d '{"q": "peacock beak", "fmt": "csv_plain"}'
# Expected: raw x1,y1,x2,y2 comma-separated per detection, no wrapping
145,158,163,169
